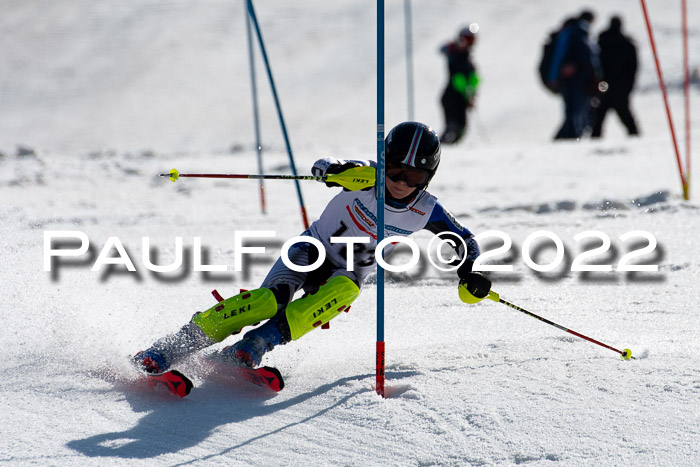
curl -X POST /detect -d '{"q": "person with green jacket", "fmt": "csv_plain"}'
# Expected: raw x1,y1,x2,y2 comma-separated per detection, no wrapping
439,24,481,145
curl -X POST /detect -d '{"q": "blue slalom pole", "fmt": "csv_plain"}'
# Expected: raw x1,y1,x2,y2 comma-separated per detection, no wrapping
376,0,386,398
244,3,266,214
247,0,310,228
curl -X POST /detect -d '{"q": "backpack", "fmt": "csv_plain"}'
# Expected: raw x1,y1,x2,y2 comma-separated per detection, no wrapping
538,31,560,94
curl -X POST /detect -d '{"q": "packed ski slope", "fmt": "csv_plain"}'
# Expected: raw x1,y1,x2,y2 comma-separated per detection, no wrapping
1,1,699,465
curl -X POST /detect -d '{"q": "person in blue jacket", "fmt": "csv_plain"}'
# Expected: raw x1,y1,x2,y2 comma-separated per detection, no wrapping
546,11,601,140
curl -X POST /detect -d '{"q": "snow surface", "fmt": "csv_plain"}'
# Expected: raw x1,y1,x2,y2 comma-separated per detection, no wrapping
2,0,699,465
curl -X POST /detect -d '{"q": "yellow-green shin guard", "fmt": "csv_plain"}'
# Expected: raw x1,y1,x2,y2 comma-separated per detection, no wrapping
286,275,360,341
192,288,277,343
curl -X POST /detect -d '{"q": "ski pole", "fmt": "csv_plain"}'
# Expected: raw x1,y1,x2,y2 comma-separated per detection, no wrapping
160,166,376,192
483,290,633,360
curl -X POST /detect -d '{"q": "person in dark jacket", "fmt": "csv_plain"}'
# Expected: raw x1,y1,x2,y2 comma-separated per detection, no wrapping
439,24,480,144
591,16,639,137
547,10,601,140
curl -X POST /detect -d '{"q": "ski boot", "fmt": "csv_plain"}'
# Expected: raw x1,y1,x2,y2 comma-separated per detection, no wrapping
132,349,169,374
218,319,285,368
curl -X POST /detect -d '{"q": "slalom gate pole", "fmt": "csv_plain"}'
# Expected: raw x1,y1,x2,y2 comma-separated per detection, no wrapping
485,291,634,360
682,0,691,197
473,109,491,145
376,0,386,398
247,0,310,228
403,0,415,121
639,0,689,200
244,1,266,214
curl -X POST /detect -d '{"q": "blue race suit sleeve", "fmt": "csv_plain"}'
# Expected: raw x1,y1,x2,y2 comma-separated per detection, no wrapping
423,201,480,264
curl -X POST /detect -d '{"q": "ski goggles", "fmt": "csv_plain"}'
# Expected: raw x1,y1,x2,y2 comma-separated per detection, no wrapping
386,162,429,187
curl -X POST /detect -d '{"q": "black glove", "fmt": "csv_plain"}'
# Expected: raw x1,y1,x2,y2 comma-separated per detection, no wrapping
459,272,491,299
323,161,363,187
457,260,491,299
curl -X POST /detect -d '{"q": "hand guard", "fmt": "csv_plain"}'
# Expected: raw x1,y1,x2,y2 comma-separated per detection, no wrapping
312,159,363,188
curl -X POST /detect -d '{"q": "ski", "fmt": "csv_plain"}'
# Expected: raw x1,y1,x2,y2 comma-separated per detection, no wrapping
145,369,193,398
235,366,285,392
205,356,285,392
138,362,282,396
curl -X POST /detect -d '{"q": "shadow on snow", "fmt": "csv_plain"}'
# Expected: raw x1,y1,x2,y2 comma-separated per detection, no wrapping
66,369,419,461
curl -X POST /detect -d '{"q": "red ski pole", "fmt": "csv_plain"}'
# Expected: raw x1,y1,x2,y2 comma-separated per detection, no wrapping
483,290,634,360
160,167,376,192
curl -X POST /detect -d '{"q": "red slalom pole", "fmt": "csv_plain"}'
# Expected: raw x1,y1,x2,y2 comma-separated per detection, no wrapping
484,291,634,360
376,341,385,397
639,0,689,200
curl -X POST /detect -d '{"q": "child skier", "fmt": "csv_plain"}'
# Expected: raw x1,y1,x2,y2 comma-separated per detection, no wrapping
133,121,491,377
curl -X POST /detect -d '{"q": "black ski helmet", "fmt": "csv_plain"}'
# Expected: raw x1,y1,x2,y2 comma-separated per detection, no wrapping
385,122,441,189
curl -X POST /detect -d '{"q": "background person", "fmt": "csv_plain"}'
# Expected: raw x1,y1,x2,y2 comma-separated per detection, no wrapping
546,10,601,140
439,24,481,145
591,16,640,137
